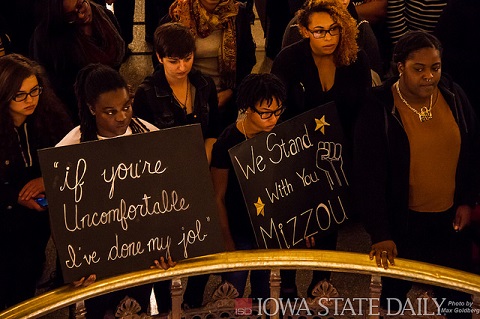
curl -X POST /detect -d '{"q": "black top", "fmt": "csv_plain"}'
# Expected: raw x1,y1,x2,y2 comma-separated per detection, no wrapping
133,65,220,139
211,123,255,241
271,38,371,141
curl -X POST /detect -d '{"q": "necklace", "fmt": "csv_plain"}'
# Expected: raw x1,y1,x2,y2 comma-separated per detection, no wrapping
395,81,433,122
241,118,248,140
172,79,190,113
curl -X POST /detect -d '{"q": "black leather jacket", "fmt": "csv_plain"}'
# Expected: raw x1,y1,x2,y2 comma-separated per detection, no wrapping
133,65,220,139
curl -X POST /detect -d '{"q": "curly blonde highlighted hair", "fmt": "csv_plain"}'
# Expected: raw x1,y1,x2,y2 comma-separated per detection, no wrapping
297,0,358,66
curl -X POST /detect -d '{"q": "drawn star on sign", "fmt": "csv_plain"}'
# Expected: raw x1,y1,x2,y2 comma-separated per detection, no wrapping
315,116,330,134
254,197,265,216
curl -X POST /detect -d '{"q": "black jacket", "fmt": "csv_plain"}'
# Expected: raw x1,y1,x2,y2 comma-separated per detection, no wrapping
133,65,220,139
271,38,371,140
354,75,480,244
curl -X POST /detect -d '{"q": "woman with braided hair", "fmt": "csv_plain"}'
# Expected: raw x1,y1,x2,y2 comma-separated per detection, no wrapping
56,63,177,318
57,63,157,146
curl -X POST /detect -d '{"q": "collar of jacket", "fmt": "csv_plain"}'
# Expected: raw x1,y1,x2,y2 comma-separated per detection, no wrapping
152,64,209,98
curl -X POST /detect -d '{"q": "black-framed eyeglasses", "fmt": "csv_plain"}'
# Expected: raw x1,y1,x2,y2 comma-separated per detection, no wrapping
12,86,43,102
253,107,285,120
64,0,88,24
307,26,341,39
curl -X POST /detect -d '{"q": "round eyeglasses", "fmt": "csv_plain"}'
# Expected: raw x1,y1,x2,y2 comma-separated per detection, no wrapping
307,26,341,39
12,86,43,102
254,107,285,120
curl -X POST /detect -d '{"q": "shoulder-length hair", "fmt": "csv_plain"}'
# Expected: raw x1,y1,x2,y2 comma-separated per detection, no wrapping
297,0,359,66
0,54,72,155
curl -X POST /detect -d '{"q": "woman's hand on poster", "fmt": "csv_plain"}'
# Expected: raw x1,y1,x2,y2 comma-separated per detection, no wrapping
72,274,97,288
369,240,397,269
454,205,472,232
152,256,176,270
217,89,233,109
19,177,45,201
305,236,316,248
224,235,236,252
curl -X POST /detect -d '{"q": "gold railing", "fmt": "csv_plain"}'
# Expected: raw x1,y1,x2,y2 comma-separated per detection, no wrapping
1,249,480,319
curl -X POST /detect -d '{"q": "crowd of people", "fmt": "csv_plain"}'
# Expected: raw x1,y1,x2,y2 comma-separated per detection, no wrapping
0,0,479,318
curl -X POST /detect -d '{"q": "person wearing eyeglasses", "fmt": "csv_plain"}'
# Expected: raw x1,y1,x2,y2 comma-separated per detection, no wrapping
0,54,73,309
270,0,371,300
282,0,383,80
208,73,286,305
31,0,125,125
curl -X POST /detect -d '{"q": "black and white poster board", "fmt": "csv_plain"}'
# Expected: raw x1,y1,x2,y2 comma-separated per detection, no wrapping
229,102,350,249
39,124,224,283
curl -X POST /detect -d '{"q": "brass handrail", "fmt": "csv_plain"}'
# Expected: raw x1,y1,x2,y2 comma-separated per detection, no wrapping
1,249,480,319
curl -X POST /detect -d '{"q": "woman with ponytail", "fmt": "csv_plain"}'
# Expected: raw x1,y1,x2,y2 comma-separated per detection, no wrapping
57,63,157,146
56,63,176,318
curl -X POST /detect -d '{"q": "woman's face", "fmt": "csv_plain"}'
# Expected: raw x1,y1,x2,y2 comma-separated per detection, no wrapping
63,0,92,25
92,87,133,138
199,0,221,12
246,98,284,135
398,47,442,100
9,75,40,125
302,12,340,57
159,53,194,81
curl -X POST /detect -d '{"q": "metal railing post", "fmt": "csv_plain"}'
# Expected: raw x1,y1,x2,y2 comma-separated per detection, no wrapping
368,275,382,319
171,278,183,319
270,268,281,319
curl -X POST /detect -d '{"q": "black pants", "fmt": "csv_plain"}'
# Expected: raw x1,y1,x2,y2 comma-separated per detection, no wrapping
381,208,472,318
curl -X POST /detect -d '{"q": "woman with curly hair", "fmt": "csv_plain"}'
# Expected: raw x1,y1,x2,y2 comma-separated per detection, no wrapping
0,53,73,309
270,0,371,299
272,0,371,139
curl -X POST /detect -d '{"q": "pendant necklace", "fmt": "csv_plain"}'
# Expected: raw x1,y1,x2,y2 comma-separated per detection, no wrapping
241,118,248,140
172,79,190,113
395,81,433,122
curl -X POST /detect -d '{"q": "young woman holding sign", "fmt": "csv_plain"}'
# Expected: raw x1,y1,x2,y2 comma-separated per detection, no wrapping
0,54,72,309
270,0,371,299
57,63,176,318
210,73,286,300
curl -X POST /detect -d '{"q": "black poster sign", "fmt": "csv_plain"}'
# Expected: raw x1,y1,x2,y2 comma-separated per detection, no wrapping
229,102,350,249
39,124,224,283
